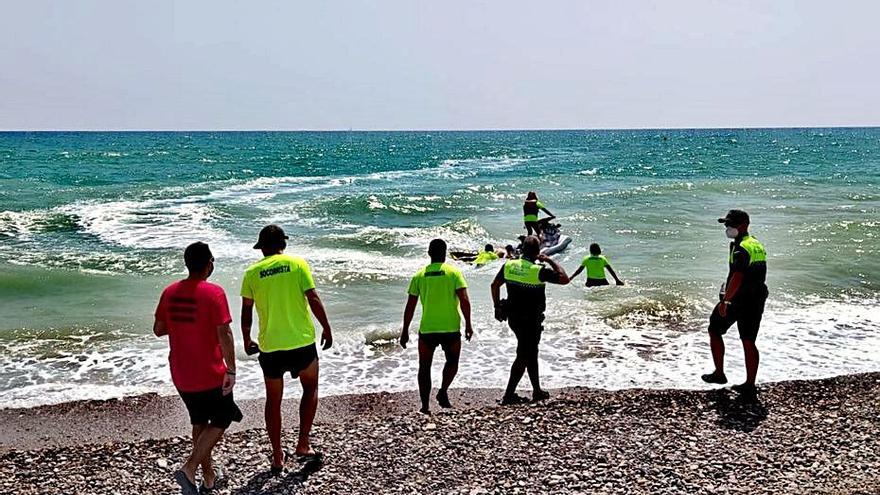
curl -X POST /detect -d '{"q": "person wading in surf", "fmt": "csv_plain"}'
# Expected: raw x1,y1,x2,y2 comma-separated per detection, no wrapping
569,243,625,287
154,242,241,495
492,236,569,404
240,225,334,474
400,239,473,414
701,210,768,396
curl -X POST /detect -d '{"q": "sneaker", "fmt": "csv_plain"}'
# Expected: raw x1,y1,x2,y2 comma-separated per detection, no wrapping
500,394,530,406
700,372,728,385
731,382,757,396
436,389,452,408
532,390,550,402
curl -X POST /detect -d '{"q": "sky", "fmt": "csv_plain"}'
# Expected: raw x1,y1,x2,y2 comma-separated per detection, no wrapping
1,1,879,130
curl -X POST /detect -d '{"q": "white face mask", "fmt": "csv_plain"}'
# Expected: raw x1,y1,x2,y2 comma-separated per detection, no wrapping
725,226,739,239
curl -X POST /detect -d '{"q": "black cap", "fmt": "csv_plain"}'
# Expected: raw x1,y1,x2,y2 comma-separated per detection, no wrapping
717,209,750,227
253,224,289,249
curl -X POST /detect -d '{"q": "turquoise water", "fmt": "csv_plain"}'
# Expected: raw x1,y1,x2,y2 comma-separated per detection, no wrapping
1,129,878,407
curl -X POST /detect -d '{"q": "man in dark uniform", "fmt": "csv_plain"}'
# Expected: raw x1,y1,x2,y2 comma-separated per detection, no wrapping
491,236,570,405
701,209,768,395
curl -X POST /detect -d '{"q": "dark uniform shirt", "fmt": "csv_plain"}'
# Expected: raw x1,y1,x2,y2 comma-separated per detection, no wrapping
728,233,768,303
494,262,560,320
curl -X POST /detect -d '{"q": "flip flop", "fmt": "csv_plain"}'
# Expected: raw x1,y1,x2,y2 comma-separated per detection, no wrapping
295,451,324,464
174,470,199,495
200,464,222,493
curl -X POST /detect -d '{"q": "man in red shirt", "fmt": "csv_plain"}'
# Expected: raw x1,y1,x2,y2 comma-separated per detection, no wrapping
154,242,241,495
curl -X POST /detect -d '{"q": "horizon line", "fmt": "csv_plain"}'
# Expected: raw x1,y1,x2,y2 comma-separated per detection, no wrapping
1,124,879,133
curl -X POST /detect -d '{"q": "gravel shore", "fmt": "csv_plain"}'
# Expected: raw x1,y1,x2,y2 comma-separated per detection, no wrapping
2,373,879,494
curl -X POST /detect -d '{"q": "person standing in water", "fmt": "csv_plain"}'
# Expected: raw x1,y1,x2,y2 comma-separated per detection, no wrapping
240,225,334,474
523,191,555,237
701,210,768,396
570,243,625,286
400,239,473,414
491,236,569,405
154,242,241,495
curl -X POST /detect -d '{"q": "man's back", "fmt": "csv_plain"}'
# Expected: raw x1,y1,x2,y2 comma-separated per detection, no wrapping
727,234,768,301
156,279,231,392
499,258,555,320
241,253,316,352
583,255,609,279
408,262,467,333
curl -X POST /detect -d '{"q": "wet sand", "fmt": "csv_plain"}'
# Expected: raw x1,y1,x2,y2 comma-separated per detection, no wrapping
2,373,879,494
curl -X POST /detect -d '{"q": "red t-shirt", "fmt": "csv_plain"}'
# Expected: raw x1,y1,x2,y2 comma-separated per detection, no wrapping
155,280,232,393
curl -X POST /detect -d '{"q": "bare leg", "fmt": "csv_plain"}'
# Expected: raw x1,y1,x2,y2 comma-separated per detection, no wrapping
504,356,528,398
526,352,541,393
296,359,320,455
264,378,285,468
181,426,225,483
742,340,760,385
417,339,435,413
191,424,216,487
709,331,726,376
439,340,461,392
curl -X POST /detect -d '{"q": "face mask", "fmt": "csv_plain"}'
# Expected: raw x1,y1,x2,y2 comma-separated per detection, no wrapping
725,226,739,239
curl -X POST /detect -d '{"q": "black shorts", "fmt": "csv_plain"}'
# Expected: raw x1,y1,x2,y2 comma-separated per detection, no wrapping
708,297,767,342
508,317,544,359
259,344,318,379
419,332,461,352
586,278,609,287
178,387,243,429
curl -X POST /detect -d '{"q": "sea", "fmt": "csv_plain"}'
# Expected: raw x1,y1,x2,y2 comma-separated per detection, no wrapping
0,129,878,409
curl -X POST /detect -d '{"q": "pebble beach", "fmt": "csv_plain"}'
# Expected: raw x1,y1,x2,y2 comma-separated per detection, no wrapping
2,372,878,494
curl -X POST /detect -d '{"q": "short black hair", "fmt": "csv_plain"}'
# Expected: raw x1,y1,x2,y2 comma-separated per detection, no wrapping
484,244,494,252
521,236,541,258
590,243,601,255
428,238,447,261
184,242,213,272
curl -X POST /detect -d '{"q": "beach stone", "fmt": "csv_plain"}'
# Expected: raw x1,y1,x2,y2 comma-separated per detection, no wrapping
2,373,879,494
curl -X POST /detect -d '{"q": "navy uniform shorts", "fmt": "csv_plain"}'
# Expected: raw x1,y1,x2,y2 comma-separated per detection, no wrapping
258,343,318,379
708,296,767,342
419,332,461,352
178,388,243,429
508,316,544,359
